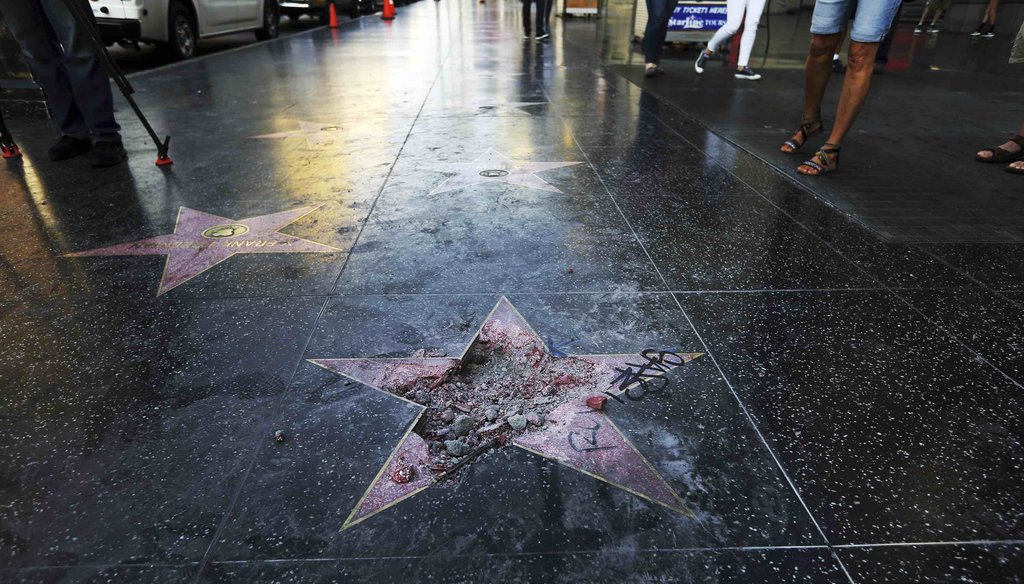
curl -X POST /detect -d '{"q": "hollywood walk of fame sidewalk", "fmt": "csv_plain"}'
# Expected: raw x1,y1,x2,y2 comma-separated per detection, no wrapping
1,0,1023,583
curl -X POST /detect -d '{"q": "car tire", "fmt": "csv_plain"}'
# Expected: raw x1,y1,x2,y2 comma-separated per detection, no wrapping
161,1,198,60
255,0,280,40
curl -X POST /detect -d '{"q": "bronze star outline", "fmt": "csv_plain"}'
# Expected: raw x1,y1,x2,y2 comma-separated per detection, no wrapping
309,297,704,530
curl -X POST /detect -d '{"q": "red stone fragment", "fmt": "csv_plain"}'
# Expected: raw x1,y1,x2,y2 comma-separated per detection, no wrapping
554,374,574,386
391,461,414,484
586,395,608,411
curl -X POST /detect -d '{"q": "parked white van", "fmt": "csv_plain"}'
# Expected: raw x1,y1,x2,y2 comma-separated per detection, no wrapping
90,0,281,60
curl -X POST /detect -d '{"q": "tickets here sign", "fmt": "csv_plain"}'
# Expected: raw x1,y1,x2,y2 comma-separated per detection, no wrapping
668,2,728,31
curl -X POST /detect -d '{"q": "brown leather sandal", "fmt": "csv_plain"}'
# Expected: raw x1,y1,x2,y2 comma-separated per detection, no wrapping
781,114,823,154
797,144,840,176
976,134,1024,163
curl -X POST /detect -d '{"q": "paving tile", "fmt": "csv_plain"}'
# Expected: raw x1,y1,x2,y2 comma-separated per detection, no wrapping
0,297,322,567
678,290,1024,543
839,544,1024,584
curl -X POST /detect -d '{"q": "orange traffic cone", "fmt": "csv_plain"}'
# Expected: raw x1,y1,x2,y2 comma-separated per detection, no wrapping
382,0,395,20
328,1,340,28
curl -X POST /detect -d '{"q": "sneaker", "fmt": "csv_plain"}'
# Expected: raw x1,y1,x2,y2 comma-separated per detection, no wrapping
48,135,92,161
523,33,531,39
914,26,924,33
982,26,995,38
90,140,127,167
644,63,665,77
832,55,846,74
694,50,710,74
536,33,550,41
928,26,940,33
734,66,761,80
971,24,984,36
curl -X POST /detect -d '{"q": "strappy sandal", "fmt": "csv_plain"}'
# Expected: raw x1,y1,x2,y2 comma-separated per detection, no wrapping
1007,161,1024,175
781,114,823,154
797,144,840,176
976,134,1024,163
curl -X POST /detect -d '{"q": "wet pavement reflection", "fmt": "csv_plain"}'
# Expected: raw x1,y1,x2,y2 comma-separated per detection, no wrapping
1,0,1022,582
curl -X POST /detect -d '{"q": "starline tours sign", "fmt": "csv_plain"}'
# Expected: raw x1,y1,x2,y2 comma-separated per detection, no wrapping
668,1,728,31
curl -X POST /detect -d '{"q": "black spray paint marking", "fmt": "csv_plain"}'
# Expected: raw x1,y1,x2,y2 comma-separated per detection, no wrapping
606,349,686,404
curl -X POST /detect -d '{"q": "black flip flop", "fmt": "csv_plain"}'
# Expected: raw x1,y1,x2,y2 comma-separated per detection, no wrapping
976,134,1024,163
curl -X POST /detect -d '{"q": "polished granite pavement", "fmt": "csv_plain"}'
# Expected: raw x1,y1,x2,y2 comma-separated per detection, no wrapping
1,1,1023,583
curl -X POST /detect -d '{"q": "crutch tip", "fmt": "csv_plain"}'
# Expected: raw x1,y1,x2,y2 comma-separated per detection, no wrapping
155,154,173,166
2,145,21,159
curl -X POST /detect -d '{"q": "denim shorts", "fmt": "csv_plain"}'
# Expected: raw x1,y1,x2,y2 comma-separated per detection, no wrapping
810,0,902,43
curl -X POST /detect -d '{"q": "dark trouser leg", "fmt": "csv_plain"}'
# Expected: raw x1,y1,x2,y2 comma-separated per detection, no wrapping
0,0,89,139
643,0,674,63
39,0,121,141
545,0,554,20
523,0,532,34
536,0,546,34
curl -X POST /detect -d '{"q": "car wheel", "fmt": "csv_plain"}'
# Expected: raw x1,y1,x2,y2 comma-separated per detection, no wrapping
162,1,197,60
255,0,281,40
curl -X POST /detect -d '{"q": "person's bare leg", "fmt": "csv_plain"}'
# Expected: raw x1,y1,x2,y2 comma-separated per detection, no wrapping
804,33,843,121
931,10,941,26
781,33,842,153
976,120,1024,160
918,7,929,26
798,41,879,174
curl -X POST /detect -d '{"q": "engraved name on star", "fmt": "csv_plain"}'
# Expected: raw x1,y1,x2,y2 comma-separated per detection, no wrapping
427,148,582,195
253,121,344,147
310,297,703,529
65,207,340,295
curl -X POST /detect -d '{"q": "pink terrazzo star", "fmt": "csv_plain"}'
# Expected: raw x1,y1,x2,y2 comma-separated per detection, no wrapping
310,297,703,529
65,207,340,295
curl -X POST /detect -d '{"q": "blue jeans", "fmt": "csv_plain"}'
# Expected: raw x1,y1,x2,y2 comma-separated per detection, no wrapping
644,0,675,63
0,0,121,141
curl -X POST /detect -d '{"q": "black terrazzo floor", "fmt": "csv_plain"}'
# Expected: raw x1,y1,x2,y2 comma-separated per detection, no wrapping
1,1,1022,583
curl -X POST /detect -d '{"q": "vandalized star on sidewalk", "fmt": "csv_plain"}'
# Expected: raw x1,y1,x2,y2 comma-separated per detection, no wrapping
65,207,340,295
427,148,582,195
310,297,703,529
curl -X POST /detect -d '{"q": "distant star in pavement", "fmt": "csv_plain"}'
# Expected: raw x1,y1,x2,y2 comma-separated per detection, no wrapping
253,120,344,147
427,148,582,195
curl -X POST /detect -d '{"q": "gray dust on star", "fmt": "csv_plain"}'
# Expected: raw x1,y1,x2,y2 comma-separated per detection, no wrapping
427,148,582,195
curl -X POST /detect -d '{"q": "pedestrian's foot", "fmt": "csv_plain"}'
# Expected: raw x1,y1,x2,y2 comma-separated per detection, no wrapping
644,63,665,77
982,26,995,38
797,144,840,176
928,26,940,33
914,26,924,33
975,135,1024,163
523,33,531,39
971,23,985,36
694,50,711,74
780,115,823,154
734,66,761,80
1007,161,1024,175
48,136,92,161
536,33,550,41
90,140,127,168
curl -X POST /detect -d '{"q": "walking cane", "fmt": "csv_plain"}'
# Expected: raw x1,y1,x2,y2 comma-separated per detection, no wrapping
58,0,173,166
